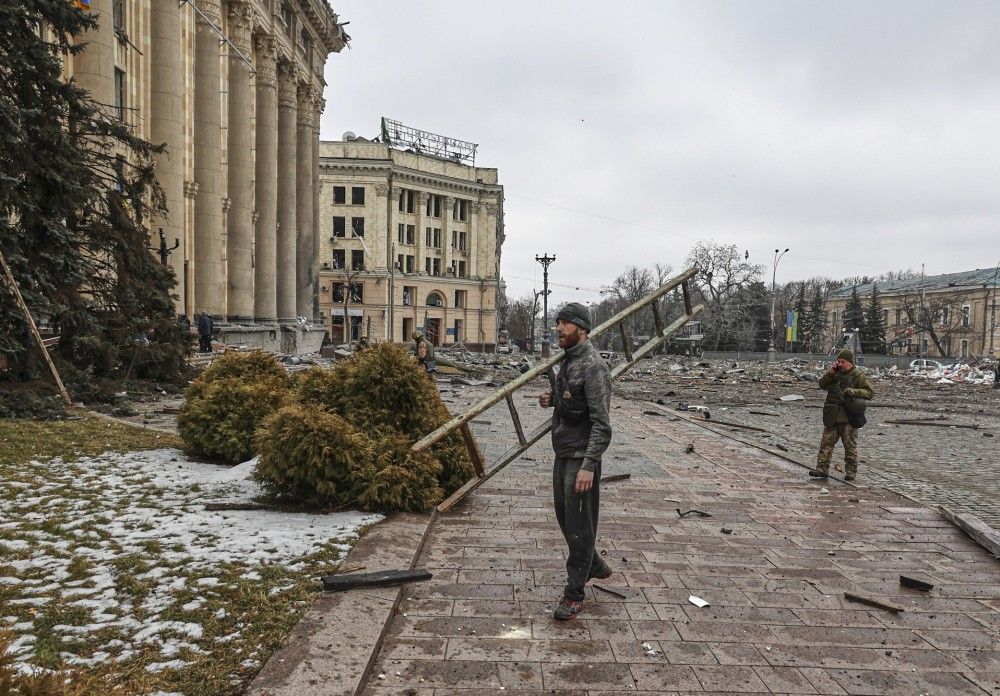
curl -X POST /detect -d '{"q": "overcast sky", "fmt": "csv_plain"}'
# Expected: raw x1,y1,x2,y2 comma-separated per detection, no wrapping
320,1,1000,306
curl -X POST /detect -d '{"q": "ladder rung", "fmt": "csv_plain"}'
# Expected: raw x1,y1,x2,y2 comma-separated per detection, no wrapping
506,393,527,446
618,320,634,361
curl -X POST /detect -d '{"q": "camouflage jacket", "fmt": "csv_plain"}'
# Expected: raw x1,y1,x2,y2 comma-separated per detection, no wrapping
818,367,874,425
551,340,613,471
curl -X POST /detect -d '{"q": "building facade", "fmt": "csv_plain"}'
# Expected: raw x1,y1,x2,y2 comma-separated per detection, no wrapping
317,139,504,349
825,269,1000,359
68,0,347,329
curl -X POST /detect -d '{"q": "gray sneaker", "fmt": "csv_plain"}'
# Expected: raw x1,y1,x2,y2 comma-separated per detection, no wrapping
553,597,584,620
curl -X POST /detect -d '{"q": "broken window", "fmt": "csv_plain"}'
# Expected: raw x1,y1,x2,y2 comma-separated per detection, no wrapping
332,249,345,269
351,250,364,271
427,292,444,307
114,68,126,121
940,306,950,325
112,0,125,31
351,217,364,237
961,304,971,327
351,186,365,205
405,225,415,244
425,257,431,275
458,261,467,278
398,189,415,213
333,216,346,237
454,290,467,308
334,283,363,303
403,286,416,306
426,194,442,217
457,232,467,252
452,199,468,221
397,254,404,271
281,2,294,36
453,319,464,341
333,186,346,204
406,255,414,273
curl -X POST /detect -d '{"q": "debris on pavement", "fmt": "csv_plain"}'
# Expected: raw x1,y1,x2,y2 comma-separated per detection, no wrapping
688,595,710,608
844,591,904,613
593,584,627,599
677,508,711,518
600,473,631,483
899,575,934,592
322,569,433,592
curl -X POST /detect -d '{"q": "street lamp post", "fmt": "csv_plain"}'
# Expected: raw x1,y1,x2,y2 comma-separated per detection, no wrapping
535,254,556,357
767,248,790,362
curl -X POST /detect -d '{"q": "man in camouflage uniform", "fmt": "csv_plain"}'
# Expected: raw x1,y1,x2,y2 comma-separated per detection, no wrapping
810,348,873,481
538,303,613,620
411,330,436,373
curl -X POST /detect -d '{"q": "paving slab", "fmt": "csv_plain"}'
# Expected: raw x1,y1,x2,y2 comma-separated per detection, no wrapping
356,393,999,695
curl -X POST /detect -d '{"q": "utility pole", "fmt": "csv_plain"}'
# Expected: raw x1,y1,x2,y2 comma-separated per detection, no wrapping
767,248,789,362
990,259,999,356
535,254,556,357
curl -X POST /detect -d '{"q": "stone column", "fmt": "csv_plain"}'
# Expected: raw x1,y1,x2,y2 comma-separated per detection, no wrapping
442,195,453,276
415,192,427,274
275,62,298,321
224,0,255,320
372,184,389,273
149,0,185,313
193,0,225,316
295,84,315,318
311,97,324,320
469,201,481,278
73,0,116,108
254,36,279,322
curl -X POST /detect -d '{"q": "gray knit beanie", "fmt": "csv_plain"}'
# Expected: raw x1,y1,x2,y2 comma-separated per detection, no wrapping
556,302,592,332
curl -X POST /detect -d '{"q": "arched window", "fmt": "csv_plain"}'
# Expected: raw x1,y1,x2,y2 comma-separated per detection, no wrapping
426,292,445,308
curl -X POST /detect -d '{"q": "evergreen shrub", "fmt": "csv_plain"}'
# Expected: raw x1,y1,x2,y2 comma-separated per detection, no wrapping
352,430,444,513
253,404,369,506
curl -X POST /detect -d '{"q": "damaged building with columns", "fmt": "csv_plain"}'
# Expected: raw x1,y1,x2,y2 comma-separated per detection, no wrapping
69,0,347,351
317,122,505,349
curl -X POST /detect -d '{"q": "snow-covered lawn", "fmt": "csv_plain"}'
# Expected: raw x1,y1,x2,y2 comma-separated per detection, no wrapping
0,447,381,695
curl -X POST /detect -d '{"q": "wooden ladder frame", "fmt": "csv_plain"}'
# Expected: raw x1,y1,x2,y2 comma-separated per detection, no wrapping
412,266,704,512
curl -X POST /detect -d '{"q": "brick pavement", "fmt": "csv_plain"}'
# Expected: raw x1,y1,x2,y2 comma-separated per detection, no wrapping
361,394,999,696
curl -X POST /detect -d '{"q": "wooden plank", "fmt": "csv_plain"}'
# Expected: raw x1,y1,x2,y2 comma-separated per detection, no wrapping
939,506,1000,558
460,422,487,478
844,592,904,614
618,321,634,361
0,248,72,406
321,569,433,592
506,394,527,446
885,419,979,429
601,473,631,483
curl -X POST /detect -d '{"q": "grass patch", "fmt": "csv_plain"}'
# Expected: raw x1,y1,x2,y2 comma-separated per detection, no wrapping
0,414,181,467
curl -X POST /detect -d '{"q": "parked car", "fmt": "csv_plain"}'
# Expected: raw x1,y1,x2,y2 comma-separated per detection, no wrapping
909,358,943,373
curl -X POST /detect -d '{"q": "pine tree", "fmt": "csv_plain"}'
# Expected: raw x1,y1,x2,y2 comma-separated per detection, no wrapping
792,283,810,352
844,286,866,337
809,286,828,352
0,0,186,382
862,284,886,354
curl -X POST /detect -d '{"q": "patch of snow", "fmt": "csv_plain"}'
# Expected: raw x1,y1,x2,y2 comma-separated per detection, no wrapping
145,659,191,673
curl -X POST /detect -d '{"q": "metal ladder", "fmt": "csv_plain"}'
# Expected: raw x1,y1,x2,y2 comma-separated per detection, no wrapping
412,266,705,512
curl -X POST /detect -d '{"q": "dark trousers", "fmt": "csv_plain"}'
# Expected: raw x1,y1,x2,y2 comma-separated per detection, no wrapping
553,456,605,602
199,334,212,353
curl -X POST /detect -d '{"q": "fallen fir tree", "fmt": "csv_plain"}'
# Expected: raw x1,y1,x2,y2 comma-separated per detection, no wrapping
178,346,474,512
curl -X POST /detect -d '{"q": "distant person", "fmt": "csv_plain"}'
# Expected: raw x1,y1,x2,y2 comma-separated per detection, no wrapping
538,303,613,620
993,360,1000,389
412,330,436,373
197,312,213,353
810,349,873,481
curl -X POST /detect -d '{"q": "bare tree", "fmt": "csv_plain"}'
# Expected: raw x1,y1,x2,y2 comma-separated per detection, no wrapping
332,259,366,343
684,242,765,350
898,291,975,357
505,294,539,345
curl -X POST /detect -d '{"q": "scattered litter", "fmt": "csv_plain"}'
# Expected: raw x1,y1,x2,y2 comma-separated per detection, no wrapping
600,473,631,483
899,575,934,592
843,592,903,613
684,444,695,454
779,395,805,402
593,584,627,599
819,488,830,495
720,528,733,534
677,508,711,518
688,595,710,608
642,410,664,417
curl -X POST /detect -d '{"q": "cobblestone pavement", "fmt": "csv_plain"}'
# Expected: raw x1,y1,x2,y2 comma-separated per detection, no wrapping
616,372,1000,528
362,390,999,696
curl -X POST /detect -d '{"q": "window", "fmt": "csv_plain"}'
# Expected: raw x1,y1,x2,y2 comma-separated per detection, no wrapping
433,258,441,276
405,255,414,274
333,216,345,237
333,283,363,303
452,199,468,221
112,0,125,31
454,290,467,308
350,217,364,237
458,261,467,278
351,250,364,271
402,286,416,306
351,186,365,205
397,254,404,271
333,186,346,204
300,28,313,67
281,3,294,36
425,257,431,275
453,319,464,342
397,223,405,244
332,249,345,269
426,194,442,217
895,308,902,325
433,228,441,248
961,304,971,328
406,225,414,244
961,339,970,358
881,309,888,326
398,189,414,213
427,292,444,307
940,306,950,325
114,68,126,121
832,311,839,328
455,231,467,252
